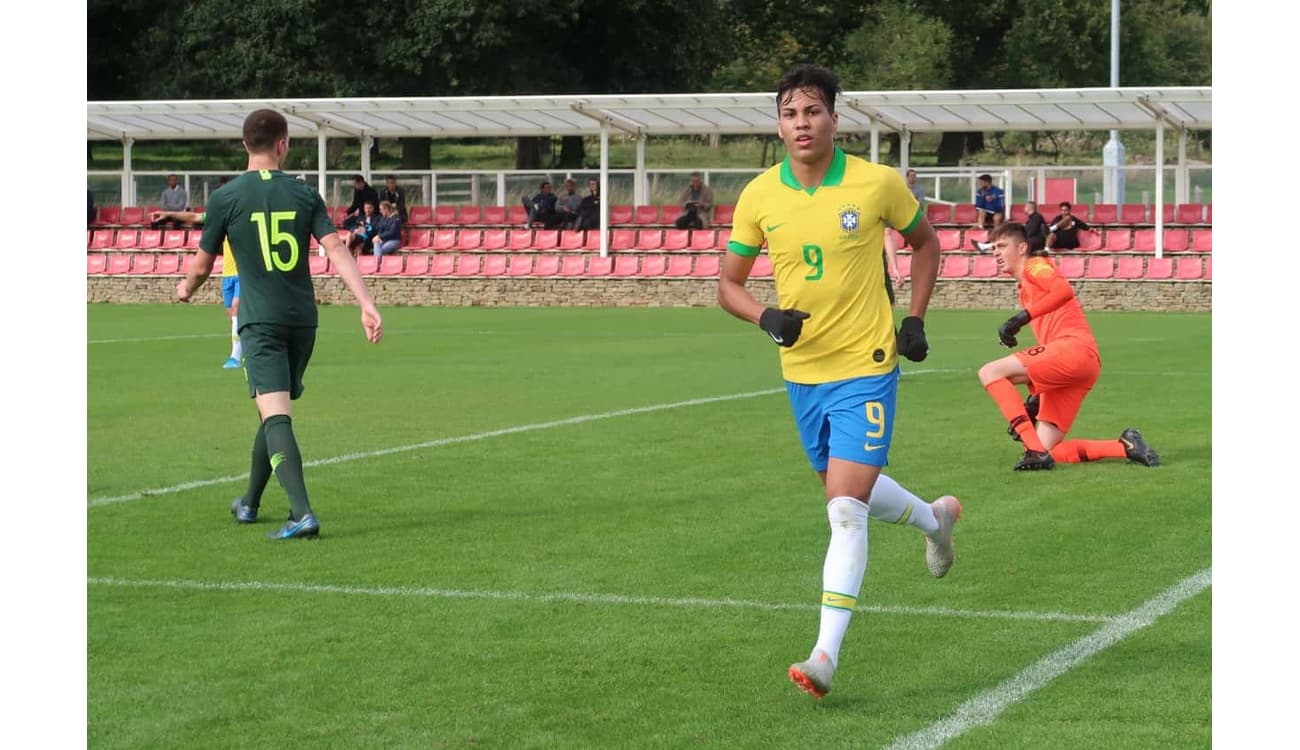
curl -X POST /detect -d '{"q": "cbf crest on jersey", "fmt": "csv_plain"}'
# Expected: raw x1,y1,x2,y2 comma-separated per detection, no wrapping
839,205,861,235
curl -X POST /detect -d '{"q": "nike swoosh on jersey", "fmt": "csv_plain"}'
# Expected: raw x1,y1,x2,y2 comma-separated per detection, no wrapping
765,223,785,232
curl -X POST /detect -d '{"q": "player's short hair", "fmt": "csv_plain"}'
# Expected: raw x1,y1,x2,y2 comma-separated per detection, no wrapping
242,109,288,154
777,63,841,114
353,174,366,183
1059,201,1072,210
978,173,993,183
992,221,1049,256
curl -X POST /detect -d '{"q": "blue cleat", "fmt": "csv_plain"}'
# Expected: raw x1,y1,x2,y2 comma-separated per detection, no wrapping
268,513,320,540
223,356,241,369
231,497,258,524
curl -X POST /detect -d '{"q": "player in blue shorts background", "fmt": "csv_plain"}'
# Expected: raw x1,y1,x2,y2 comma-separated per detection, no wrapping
150,208,243,368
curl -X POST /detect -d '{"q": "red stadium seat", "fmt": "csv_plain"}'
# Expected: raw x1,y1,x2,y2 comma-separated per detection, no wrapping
636,229,663,251
1144,257,1173,280
665,255,694,277
532,230,559,251
507,255,534,276
609,205,633,224
952,204,978,224
714,204,735,225
356,255,379,275
1091,204,1118,224
405,229,432,250
1175,257,1203,280
104,254,132,275
128,253,155,275
611,255,640,276
1205,257,1212,279
185,231,202,250
401,255,430,276
1160,204,1175,224
926,203,953,224
431,229,457,251
1176,204,1204,224
1162,229,1190,253
114,230,139,249
940,256,969,278
583,230,603,251
161,230,186,249
481,228,508,251
689,230,717,252
1056,256,1085,279
692,255,721,277
1009,203,1028,222
331,206,349,225
1191,229,1212,252
633,205,660,224
637,255,667,277
1115,256,1144,279
137,230,162,249
966,228,989,247
610,229,637,251
1076,230,1103,252
98,206,122,225
454,230,482,251
90,230,114,250
454,254,482,276
532,255,561,276
507,229,534,251
309,255,330,275
751,254,773,278
660,204,684,226
1085,256,1115,279
408,206,433,225
1101,229,1131,252
480,255,508,277
662,229,691,252
378,256,404,275
1070,204,1091,223
715,229,731,250
585,256,614,276
483,206,507,225
153,254,181,275
560,255,586,276
970,255,999,278
120,206,145,225
1120,204,1147,223
1206,204,1212,224
433,206,457,225
1131,229,1156,253
459,206,482,225
429,255,456,276
558,230,585,251
508,205,528,225
86,254,107,275
936,229,963,252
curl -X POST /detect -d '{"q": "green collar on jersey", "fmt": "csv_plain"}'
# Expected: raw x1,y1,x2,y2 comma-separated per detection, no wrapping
780,147,846,195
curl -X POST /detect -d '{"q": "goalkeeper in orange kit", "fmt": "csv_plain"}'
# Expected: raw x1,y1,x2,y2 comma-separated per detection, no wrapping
976,222,1160,471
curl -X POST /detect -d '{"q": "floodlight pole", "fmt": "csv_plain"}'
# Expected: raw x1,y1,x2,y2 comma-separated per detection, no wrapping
1102,0,1125,204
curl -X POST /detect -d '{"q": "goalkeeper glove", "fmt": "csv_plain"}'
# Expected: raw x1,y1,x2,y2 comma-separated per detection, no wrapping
758,307,810,347
895,316,929,362
998,310,1032,348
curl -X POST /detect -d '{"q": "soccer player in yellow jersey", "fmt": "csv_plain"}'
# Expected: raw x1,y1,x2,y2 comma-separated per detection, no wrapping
149,207,243,368
718,64,962,700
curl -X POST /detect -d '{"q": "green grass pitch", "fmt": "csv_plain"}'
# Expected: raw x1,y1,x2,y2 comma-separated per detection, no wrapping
87,303,1210,749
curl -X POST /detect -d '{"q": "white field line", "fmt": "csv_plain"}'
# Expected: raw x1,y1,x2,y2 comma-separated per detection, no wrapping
88,333,226,344
85,576,1117,625
884,568,1212,750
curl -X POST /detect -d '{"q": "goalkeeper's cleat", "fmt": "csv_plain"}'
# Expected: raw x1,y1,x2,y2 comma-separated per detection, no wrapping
788,649,835,699
223,356,241,369
268,513,320,540
230,497,258,524
1120,428,1161,467
926,495,962,578
1008,393,1040,442
1014,450,1056,471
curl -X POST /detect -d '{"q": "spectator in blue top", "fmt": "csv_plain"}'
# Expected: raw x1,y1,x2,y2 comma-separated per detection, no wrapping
373,201,404,260
523,181,566,229
973,173,1005,229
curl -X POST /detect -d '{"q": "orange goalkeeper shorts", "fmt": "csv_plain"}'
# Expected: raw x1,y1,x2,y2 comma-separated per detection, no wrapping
1015,338,1100,434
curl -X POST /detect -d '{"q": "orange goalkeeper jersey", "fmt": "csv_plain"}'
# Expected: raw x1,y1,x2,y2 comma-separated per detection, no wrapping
1018,256,1096,348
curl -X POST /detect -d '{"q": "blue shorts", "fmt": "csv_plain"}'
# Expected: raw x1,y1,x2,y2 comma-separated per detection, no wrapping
786,368,900,471
221,276,240,308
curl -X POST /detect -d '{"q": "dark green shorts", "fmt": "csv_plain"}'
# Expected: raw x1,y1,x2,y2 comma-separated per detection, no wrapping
239,323,317,400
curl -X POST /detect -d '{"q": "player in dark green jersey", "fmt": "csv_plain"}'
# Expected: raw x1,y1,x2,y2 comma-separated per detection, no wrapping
178,108,383,540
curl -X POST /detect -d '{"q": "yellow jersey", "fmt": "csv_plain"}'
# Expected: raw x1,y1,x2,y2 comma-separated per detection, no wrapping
196,211,237,276
728,148,921,384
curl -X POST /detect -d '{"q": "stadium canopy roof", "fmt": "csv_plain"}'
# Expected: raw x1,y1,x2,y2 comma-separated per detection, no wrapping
86,87,1211,141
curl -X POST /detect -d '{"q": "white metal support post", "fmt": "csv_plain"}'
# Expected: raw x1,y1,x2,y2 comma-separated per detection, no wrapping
121,137,134,207
600,124,610,257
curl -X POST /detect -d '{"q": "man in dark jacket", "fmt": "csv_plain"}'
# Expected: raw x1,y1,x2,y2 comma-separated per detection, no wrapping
378,175,407,222
343,175,380,230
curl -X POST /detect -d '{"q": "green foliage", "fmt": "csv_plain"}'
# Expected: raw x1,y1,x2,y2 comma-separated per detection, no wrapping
838,1,955,90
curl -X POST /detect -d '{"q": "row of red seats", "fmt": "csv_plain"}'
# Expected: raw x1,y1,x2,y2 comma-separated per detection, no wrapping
931,202,1211,226
88,250,1210,281
902,227,1213,253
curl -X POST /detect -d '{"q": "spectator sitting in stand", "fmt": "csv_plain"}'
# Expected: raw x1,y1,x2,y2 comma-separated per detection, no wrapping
343,174,380,230
154,174,189,228
974,199,1046,254
373,201,404,260
378,175,407,222
575,178,601,232
347,200,381,256
522,181,567,229
555,178,583,229
973,173,1005,230
1045,201,1099,251
675,171,715,230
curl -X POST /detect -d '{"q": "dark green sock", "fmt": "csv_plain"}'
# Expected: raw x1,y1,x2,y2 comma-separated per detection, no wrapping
262,414,313,520
243,421,272,509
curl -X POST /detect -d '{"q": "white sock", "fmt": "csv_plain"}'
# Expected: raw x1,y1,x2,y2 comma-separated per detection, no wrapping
230,315,241,359
866,474,939,535
812,496,870,667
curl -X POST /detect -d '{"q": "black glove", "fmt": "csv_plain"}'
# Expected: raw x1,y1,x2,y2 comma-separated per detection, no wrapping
998,310,1032,348
758,307,810,347
895,316,929,362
